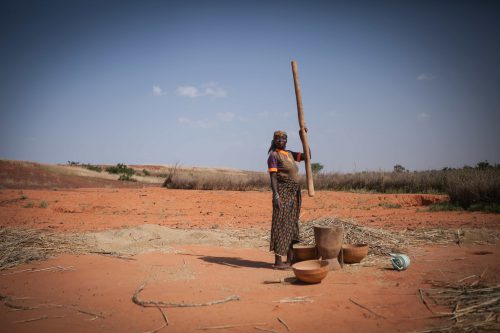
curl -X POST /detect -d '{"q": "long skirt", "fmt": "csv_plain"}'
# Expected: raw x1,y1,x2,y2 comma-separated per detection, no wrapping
270,176,301,256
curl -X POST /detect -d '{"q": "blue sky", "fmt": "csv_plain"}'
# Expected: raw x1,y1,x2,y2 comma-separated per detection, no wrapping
1,0,499,172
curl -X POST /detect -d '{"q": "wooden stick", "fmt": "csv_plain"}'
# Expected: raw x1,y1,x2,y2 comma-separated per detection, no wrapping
275,296,314,303
277,317,290,331
418,288,434,314
255,327,280,333
142,307,169,333
349,298,387,319
133,283,239,308
157,306,169,326
291,60,315,197
198,323,266,330
14,315,64,324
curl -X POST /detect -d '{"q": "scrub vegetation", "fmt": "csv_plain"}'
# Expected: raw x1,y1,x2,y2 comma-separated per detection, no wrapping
163,161,500,212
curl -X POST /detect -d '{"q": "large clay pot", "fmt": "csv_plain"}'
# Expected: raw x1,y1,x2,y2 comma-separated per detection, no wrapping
314,226,344,270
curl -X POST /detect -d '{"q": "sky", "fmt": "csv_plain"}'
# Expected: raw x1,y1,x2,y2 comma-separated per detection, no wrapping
1,0,499,173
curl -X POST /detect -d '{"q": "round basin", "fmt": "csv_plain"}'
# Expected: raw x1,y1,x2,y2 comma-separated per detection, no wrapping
292,259,330,284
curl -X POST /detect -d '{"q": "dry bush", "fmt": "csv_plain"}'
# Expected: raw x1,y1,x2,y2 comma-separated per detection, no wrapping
159,164,499,210
313,168,499,210
312,170,447,193
445,168,500,209
166,171,268,191
163,166,268,191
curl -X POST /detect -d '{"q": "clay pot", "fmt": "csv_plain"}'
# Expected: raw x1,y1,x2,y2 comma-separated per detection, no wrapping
292,244,317,262
314,226,344,269
339,244,368,264
292,259,330,284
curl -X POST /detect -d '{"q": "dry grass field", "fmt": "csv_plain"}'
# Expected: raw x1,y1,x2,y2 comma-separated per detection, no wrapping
1,159,499,332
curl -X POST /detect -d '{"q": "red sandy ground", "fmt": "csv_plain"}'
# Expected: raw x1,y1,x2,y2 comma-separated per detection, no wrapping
1,164,499,332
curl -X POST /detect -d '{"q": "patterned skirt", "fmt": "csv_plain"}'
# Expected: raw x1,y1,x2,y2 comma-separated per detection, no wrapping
270,176,301,256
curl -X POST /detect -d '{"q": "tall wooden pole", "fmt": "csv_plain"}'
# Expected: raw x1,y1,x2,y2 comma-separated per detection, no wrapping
291,60,315,197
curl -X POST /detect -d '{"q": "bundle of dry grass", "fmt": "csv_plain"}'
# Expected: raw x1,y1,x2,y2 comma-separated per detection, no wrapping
299,217,408,255
405,228,500,246
0,227,90,270
422,282,500,332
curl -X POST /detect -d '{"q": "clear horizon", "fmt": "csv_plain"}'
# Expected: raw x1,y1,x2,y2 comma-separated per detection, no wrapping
1,1,499,173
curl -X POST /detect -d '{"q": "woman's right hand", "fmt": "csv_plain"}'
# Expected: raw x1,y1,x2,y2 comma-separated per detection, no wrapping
273,195,281,210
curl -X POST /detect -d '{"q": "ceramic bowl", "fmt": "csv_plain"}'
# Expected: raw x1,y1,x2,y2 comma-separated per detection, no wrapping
339,244,368,264
292,259,330,283
292,244,317,262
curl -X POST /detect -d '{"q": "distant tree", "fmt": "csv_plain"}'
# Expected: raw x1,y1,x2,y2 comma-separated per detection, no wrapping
393,164,407,173
311,162,324,174
476,160,491,170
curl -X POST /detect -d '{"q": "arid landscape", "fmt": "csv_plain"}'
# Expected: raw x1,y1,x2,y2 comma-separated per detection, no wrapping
1,160,499,333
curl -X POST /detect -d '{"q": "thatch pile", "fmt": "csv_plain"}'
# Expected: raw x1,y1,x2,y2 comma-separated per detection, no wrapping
0,227,90,270
300,217,408,255
299,217,500,256
422,282,500,332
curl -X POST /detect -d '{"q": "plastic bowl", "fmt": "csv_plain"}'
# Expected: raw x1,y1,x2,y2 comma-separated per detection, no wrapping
339,244,368,264
292,244,317,262
292,259,330,283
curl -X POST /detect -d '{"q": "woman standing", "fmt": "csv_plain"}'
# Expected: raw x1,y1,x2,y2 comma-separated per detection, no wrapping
267,130,305,269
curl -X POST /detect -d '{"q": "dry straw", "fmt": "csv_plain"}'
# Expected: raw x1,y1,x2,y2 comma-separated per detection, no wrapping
420,281,500,332
300,217,500,256
299,217,407,255
0,227,90,271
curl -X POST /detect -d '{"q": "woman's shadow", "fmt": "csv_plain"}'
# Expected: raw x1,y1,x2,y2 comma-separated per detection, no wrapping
198,255,273,269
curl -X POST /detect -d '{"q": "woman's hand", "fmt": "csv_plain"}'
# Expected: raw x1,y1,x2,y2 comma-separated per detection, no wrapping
273,194,282,210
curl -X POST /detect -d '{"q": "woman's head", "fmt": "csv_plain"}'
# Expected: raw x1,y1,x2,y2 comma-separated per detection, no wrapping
268,130,287,153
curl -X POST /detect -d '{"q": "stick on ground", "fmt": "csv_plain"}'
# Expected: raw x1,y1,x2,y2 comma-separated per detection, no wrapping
133,283,240,308
277,317,289,331
198,323,266,330
349,298,386,319
255,327,280,333
418,288,434,314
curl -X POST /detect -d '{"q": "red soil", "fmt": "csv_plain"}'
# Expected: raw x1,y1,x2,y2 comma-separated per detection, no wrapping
1,161,499,332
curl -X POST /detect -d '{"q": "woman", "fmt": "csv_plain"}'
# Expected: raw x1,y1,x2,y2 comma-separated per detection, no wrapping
267,130,305,269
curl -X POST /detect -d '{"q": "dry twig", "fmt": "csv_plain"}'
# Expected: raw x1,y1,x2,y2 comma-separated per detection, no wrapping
274,296,314,304
255,327,280,333
14,315,64,324
421,281,500,332
349,298,387,319
133,283,239,308
277,317,289,331
198,323,266,330
419,288,434,314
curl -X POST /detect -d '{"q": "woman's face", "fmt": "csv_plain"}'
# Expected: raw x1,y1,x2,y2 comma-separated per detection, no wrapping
274,135,287,150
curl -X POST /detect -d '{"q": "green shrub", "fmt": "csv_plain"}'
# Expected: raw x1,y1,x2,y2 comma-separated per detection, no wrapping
311,163,324,174
468,203,500,214
428,202,464,212
83,163,102,172
106,163,134,175
118,174,136,182
142,169,151,176
39,200,48,208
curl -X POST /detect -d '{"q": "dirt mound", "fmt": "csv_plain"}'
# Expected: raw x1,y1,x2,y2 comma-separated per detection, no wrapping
0,160,155,189
84,224,268,255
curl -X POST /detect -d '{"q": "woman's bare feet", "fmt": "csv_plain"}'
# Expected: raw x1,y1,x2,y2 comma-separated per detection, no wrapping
273,254,291,269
